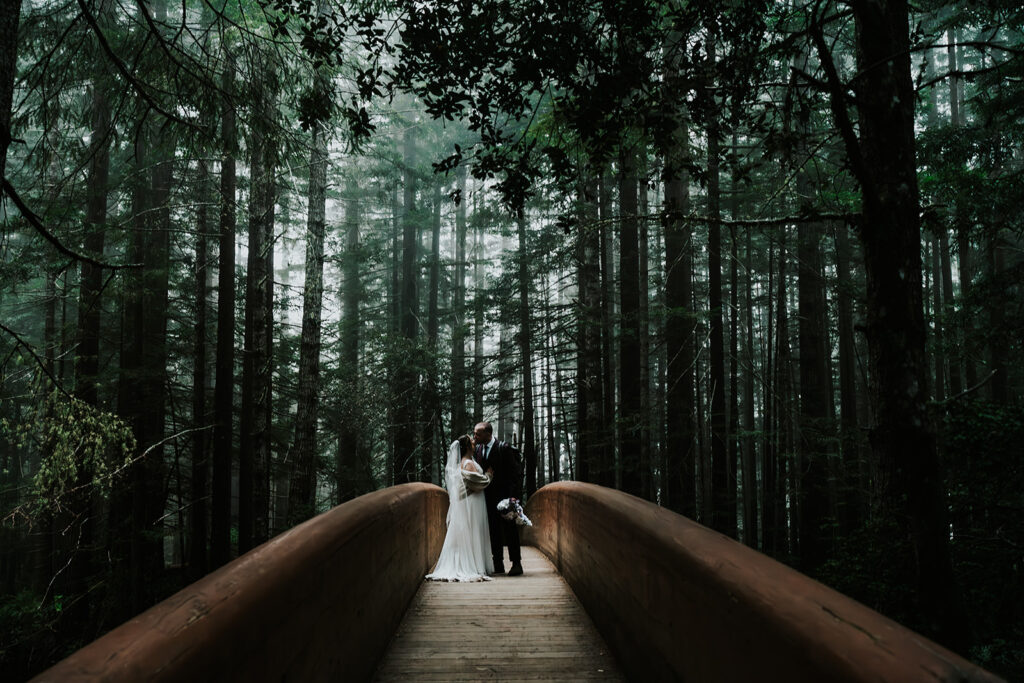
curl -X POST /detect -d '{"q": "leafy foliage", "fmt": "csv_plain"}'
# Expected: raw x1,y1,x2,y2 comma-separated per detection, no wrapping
2,391,136,518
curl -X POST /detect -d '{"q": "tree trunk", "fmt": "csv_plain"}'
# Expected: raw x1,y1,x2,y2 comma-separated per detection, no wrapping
706,109,733,537
75,60,111,408
135,55,173,604
662,105,695,516
473,203,485,423
797,216,832,573
451,166,468,435
762,230,785,556
939,228,961,395
618,147,643,497
211,54,236,568
833,0,968,648
68,5,112,626
834,221,865,531
422,180,443,482
930,235,946,402
394,125,419,484
189,160,211,580
544,296,559,484
241,64,277,550
638,153,652,501
517,213,537,497
741,227,758,548
729,211,741,543
391,184,401,335
598,171,617,488
0,0,20,182
288,117,328,526
576,171,602,484
338,177,364,501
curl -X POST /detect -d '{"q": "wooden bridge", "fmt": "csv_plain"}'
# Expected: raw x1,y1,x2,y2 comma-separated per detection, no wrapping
31,482,1003,682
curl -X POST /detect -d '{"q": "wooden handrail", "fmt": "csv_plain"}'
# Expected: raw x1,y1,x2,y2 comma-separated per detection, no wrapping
523,481,1003,683
32,483,447,682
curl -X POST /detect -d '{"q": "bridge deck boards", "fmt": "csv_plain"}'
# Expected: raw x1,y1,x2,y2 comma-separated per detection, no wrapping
373,546,624,682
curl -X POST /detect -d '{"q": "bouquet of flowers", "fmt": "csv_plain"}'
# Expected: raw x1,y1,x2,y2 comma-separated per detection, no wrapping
496,497,532,526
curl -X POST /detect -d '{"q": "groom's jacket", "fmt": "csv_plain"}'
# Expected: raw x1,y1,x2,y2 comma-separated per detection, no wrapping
475,440,523,501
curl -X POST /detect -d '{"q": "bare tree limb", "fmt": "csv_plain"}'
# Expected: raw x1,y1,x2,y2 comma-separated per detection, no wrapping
0,321,73,399
2,178,142,270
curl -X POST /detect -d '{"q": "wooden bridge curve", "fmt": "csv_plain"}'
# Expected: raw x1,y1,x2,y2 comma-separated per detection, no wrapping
31,482,1003,683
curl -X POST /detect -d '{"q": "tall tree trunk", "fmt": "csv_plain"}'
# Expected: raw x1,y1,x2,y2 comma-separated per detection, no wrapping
451,165,468,435
189,160,211,580
618,146,643,497
706,96,733,536
544,294,559,483
254,83,276,547
834,222,865,531
741,227,758,548
946,27,961,129
135,45,173,604
939,229,961,395
75,51,111,410
821,0,968,648
598,171,617,488
576,171,602,483
395,124,419,483
241,64,277,550
930,235,946,402
987,237,1009,403
662,103,695,516
764,230,788,556
793,52,831,568
338,177,364,501
391,184,401,335
473,202,485,423
115,129,147,607
761,237,776,554
211,54,236,568
517,213,537,497
0,0,19,182
423,181,443,482
638,153,652,501
68,6,112,626
729,211,741,542
239,160,256,551
947,27,976,391
797,216,832,573
288,117,328,526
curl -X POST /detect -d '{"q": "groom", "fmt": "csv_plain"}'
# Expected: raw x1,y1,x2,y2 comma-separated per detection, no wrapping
473,421,523,576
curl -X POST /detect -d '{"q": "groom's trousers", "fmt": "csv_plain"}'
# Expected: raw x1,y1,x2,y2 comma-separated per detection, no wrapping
486,510,521,567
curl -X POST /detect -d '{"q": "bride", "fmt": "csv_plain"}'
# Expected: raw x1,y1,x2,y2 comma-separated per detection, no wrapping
426,434,494,581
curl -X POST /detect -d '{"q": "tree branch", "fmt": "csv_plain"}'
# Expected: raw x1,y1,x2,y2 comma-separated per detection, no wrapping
2,178,142,270
808,19,873,206
0,321,72,400
75,0,200,130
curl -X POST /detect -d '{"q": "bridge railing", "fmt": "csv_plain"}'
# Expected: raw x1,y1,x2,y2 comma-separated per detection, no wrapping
32,483,447,682
524,481,1002,683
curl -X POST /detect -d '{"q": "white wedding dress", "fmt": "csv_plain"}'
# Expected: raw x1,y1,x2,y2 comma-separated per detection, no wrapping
426,441,494,582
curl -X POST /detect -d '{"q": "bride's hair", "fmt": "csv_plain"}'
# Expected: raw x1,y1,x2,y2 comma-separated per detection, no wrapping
458,434,473,455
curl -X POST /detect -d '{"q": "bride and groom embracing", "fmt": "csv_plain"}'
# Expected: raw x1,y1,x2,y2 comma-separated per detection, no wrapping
426,421,524,582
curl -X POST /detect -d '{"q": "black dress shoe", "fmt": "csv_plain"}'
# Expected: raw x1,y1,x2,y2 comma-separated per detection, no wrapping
508,562,523,576
491,564,505,575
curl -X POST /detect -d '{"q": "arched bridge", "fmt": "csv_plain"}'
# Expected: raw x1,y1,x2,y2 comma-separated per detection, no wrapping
31,483,1002,682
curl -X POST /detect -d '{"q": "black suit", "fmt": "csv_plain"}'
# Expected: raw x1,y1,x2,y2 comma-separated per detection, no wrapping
475,439,522,567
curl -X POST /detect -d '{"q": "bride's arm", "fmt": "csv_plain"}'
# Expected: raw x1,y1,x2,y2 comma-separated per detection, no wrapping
461,460,491,492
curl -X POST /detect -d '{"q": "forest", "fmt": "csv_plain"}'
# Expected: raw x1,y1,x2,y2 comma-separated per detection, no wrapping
0,0,1021,679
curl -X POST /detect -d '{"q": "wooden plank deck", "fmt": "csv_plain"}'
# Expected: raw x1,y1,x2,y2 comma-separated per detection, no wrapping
373,546,625,682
